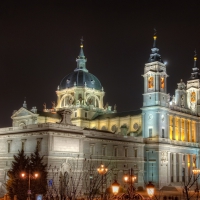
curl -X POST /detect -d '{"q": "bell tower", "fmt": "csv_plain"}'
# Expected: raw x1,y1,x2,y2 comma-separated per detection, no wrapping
186,50,200,115
142,31,168,107
142,31,170,188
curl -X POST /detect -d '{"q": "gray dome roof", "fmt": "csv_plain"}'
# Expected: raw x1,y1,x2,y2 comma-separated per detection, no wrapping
59,40,102,91
59,70,102,90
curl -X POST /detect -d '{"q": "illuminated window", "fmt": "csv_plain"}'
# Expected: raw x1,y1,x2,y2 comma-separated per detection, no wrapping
148,77,154,89
191,92,196,103
160,77,165,89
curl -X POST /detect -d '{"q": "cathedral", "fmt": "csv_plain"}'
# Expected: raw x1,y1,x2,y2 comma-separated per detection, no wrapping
0,33,199,195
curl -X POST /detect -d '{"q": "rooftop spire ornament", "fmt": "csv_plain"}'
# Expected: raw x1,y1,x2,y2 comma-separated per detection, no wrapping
194,49,197,67
153,28,157,48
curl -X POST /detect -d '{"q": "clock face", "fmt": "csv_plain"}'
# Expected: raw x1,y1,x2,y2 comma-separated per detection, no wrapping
148,114,153,120
161,115,165,122
133,123,139,130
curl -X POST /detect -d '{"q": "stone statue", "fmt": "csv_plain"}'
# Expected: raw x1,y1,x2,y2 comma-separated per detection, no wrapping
88,98,93,105
181,95,184,107
43,103,46,110
167,93,170,102
172,95,175,104
52,101,56,109
104,102,109,109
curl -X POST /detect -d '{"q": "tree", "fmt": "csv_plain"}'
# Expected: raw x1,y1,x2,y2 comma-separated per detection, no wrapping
29,147,47,199
182,170,200,200
58,156,114,200
6,150,29,200
6,148,47,200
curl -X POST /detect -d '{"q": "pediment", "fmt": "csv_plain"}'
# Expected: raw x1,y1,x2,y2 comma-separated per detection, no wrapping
11,107,36,119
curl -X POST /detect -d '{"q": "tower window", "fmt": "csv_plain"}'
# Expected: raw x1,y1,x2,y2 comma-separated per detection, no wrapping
148,77,154,89
149,129,152,137
85,112,87,118
162,129,165,138
160,77,165,89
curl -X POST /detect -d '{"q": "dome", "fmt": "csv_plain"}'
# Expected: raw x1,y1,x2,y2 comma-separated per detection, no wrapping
59,70,102,90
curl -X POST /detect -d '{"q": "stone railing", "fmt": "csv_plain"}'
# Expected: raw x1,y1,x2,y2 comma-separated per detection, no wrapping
144,137,200,147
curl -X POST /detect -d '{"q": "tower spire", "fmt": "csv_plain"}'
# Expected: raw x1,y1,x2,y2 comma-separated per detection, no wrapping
148,29,163,63
190,49,199,79
153,28,157,48
79,36,85,59
194,49,197,68
75,37,88,72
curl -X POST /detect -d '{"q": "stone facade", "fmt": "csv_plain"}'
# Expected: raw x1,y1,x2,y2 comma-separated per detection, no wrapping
0,34,200,195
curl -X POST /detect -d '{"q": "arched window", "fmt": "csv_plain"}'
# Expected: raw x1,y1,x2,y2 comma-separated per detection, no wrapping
61,95,74,107
148,77,154,88
160,77,164,89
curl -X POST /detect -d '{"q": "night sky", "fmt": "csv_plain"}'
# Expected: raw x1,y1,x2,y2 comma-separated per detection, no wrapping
1,1,200,127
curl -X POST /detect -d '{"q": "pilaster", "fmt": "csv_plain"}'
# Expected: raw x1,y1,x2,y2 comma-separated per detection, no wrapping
173,153,177,182
173,116,176,140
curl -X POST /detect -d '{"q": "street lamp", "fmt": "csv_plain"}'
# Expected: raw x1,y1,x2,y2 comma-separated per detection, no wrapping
192,168,200,193
110,168,143,200
111,180,120,196
97,164,108,200
21,171,39,200
146,182,155,199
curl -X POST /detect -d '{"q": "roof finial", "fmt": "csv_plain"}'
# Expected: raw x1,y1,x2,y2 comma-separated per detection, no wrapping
194,49,197,68
23,97,27,109
79,36,85,58
153,28,157,48
80,36,84,48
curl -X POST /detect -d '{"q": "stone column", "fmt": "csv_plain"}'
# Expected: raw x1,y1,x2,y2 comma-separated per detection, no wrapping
190,154,193,176
184,119,187,141
178,118,181,141
173,116,176,140
166,114,169,139
144,75,147,93
185,154,189,183
155,74,159,92
167,152,171,184
146,150,149,183
173,153,177,182
189,120,192,142
193,121,196,143
179,153,183,182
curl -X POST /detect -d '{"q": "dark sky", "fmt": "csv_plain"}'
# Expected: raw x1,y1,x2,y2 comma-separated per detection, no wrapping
0,0,200,127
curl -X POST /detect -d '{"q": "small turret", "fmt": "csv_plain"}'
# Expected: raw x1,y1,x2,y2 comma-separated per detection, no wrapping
23,97,27,109
75,37,88,72
148,29,163,63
